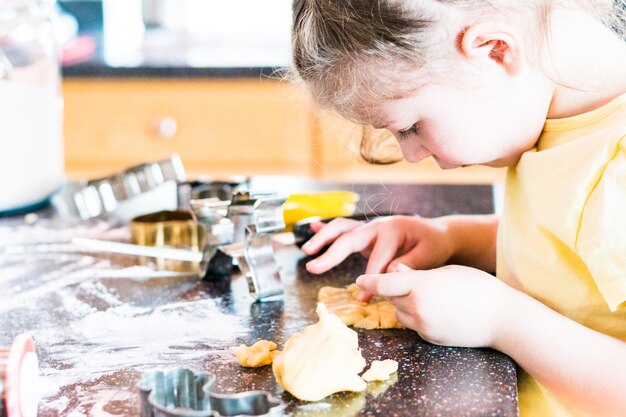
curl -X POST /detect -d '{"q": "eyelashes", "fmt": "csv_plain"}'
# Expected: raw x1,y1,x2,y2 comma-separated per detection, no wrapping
396,123,419,141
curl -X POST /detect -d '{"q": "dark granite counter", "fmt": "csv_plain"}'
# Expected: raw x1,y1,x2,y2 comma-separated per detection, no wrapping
0,180,518,416
63,62,279,79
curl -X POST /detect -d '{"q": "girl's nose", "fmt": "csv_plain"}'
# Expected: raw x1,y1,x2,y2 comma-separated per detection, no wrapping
399,142,432,163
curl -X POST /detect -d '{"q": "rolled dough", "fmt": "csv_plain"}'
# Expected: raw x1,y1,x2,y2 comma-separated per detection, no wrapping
272,303,367,401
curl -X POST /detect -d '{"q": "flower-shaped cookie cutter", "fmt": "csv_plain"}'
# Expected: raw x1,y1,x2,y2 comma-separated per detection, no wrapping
137,368,285,417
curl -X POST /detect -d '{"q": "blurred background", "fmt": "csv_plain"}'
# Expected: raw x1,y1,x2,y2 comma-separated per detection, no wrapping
57,0,504,184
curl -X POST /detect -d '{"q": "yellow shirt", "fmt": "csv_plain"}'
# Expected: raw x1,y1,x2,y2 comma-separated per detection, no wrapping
496,93,626,417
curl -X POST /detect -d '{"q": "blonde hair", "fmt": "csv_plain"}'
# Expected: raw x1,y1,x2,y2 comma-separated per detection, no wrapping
291,0,626,164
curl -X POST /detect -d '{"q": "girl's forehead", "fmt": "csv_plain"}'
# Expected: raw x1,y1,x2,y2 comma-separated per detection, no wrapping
321,63,430,126
340,101,391,128
347,94,418,128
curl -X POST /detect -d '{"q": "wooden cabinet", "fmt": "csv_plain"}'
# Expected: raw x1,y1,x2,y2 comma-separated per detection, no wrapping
63,78,504,184
63,78,313,178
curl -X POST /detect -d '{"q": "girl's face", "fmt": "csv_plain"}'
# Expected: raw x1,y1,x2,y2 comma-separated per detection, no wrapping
364,61,554,168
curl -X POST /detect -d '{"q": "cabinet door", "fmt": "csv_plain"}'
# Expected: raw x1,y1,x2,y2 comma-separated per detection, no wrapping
311,111,505,184
63,79,313,179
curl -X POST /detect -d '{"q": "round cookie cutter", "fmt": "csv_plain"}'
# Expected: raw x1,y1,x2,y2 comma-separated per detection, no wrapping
131,210,206,274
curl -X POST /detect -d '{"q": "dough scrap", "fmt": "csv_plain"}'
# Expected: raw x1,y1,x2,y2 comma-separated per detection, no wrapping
272,303,367,401
361,359,399,382
234,340,280,367
318,284,404,329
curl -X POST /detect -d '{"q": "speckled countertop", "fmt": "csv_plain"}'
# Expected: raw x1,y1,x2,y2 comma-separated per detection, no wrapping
0,180,518,416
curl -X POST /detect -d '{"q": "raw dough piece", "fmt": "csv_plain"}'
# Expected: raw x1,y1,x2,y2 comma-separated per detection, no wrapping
272,303,367,401
361,359,399,382
234,340,280,367
318,284,404,329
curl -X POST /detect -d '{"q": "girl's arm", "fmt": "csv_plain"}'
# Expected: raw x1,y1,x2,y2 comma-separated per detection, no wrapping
357,266,626,415
495,290,626,416
443,214,499,272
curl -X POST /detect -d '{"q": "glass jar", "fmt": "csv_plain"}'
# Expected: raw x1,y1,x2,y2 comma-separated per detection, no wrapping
0,0,63,214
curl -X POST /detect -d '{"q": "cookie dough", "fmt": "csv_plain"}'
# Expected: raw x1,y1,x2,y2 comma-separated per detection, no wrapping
318,284,404,329
234,340,280,367
272,303,367,401
361,359,399,382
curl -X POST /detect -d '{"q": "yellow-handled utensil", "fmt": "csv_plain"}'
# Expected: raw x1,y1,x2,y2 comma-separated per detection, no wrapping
282,191,359,231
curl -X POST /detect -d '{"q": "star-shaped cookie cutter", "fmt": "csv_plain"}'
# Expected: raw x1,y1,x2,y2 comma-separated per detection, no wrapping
137,368,285,417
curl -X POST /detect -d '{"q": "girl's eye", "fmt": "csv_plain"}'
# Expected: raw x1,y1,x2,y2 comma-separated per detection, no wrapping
396,123,419,141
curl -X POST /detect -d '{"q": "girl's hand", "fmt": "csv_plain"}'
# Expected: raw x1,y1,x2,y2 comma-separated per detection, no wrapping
301,215,455,278
356,264,512,348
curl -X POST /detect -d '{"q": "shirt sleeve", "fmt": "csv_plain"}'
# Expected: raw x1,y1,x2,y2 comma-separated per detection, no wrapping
576,137,626,312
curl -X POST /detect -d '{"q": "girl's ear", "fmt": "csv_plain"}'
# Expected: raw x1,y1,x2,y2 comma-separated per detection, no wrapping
459,22,525,76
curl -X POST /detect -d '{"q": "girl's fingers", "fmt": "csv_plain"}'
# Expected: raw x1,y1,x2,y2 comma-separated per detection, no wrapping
309,221,326,233
395,263,413,272
355,273,413,297
301,218,362,255
386,244,434,272
355,289,373,302
358,265,411,301
305,224,378,274
393,308,417,330
364,228,405,275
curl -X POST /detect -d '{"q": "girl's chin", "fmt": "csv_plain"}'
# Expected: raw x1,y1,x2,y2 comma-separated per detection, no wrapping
433,157,464,169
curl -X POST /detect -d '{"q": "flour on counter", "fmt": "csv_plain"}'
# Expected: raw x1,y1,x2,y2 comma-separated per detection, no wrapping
37,297,246,388
0,218,120,246
1,216,251,417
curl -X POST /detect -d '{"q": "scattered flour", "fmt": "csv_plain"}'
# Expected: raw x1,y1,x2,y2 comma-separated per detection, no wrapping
1,217,248,416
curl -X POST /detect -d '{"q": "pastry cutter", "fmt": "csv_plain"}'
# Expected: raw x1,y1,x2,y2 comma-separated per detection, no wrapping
137,368,284,417
0,335,39,417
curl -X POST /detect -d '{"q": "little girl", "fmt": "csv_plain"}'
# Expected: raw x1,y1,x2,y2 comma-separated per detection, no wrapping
292,1,626,416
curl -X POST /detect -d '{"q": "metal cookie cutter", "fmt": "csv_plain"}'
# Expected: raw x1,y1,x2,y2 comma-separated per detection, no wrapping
131,210,206,274
0,335,39,417
137,368,285,417
52,154,186,220
73,187,288,302
177,177,249,209
229,191,287,301
193,190,288,301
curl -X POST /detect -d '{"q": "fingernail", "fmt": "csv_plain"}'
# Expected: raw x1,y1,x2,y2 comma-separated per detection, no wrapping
356,290,371,302
396,263,411,272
